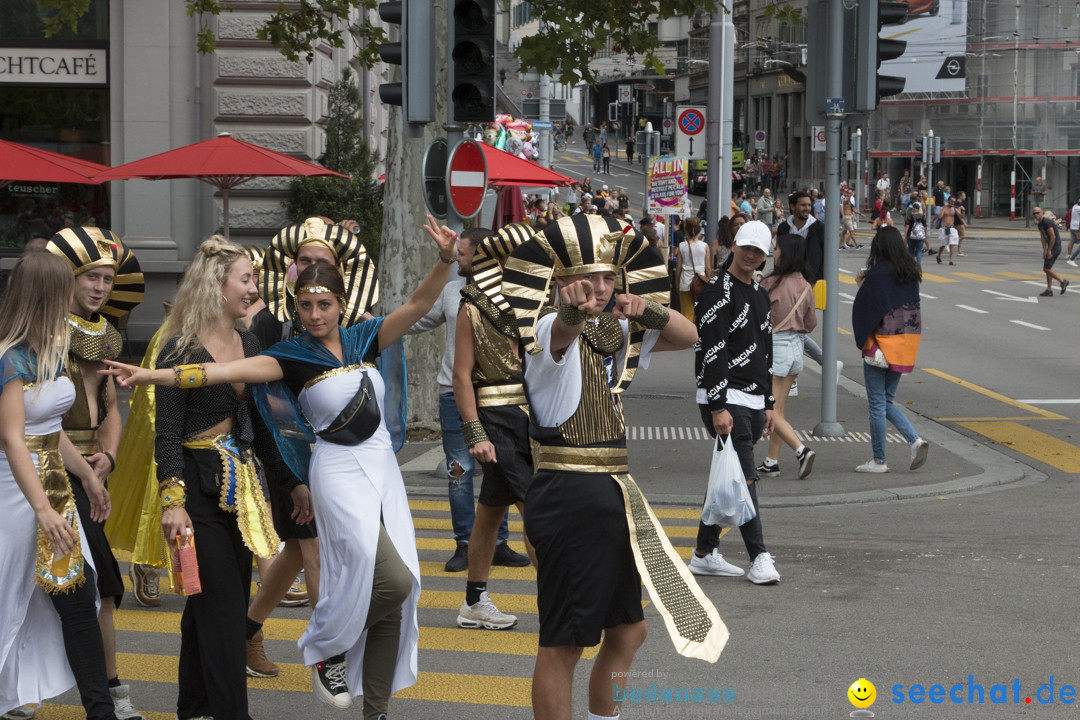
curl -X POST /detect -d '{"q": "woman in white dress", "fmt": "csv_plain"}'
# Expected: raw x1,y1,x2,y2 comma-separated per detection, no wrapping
105,216,458,720
674,215,714,322
0,252,115,720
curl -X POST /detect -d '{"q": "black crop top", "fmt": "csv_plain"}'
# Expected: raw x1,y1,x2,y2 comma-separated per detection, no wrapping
155,332,263,484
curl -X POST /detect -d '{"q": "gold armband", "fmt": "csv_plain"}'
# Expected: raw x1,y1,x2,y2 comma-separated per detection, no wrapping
638,299,670,330
174,364,208,388
557,304,588,327
461,419,489,448
159,477,187,511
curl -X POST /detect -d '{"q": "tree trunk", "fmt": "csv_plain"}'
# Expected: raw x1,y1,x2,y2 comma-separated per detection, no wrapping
380,0,448,432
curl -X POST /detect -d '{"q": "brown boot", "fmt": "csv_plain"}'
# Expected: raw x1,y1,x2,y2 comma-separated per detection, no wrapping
246,630,280,678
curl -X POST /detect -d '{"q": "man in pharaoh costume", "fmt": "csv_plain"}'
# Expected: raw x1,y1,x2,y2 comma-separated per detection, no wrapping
45,227,147,720
451,222,538,631
500,214,729,720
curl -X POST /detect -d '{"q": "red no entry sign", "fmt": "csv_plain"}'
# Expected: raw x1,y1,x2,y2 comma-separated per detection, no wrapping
447,140,488,219
678,109,705,136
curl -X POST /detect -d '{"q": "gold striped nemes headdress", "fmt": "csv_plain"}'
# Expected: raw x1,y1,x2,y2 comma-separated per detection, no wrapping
259,217,379,328
46,227,145,319
471,221,537,315
501,214,670,373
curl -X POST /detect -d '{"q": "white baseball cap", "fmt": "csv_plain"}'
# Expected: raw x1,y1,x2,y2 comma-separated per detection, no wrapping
602,184,609,191
734,220,772,254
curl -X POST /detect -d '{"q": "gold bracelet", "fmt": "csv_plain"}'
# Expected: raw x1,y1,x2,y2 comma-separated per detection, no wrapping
638,299,671,330
461,419,489,448
159,477,187,511
173,364,208,388
557,304,588,327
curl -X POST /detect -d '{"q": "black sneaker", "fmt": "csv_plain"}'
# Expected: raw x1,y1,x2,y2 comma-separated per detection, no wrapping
313,655,351,709
444,542,468,573
796,447,816,480
756,460,780,477
492,541,530,567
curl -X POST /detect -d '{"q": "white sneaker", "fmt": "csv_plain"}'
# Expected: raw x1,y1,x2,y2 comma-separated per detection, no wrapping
747,552,780,585
855,460,889,473
2,705,36,720
909,438,929,470
688,548,745,577
1067,259,1078,267
110,684,145,720
457,591,518,630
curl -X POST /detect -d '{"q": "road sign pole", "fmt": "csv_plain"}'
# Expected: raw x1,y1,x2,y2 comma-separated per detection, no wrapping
815,0,845,438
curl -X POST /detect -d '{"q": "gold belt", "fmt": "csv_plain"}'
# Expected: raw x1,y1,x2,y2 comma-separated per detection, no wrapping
180,433,280,559
536,444,628,473
66,428,101,456
2,432,86,594
476,383,527,408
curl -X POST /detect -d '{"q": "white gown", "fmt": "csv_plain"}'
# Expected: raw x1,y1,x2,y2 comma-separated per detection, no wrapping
296,366,421,698
0,375,96,715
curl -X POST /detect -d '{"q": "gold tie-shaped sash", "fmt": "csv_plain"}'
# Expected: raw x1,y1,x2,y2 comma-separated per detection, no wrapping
28,433,86,594
614,473,728,662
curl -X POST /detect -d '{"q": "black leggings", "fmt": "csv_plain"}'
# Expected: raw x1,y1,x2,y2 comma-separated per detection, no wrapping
49,565,117,720
695,404,767,561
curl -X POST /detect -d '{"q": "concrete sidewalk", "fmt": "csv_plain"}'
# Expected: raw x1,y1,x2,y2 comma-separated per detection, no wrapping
397,355,1042,510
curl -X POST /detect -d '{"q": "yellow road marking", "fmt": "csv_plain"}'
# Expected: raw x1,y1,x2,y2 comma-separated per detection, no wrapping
950,272,1002,282
936,416,1058,422
958,422,1080,473
919,272,960,283
115,654,533,705
837,275,857,285
922,369,1068,420
993,271,1041,280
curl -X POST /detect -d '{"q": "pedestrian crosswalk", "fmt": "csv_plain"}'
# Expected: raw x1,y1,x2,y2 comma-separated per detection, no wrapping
626,425,910,444
36,500,710,718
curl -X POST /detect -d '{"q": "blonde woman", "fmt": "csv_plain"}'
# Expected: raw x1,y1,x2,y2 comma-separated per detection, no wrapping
674,215,713,322
149,235,281,720
0,252,116,720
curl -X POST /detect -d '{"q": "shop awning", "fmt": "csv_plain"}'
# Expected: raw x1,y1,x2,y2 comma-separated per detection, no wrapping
477,142,574,188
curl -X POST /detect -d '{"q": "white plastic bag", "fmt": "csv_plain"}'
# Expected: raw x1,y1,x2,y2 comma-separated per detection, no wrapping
701,435,757,528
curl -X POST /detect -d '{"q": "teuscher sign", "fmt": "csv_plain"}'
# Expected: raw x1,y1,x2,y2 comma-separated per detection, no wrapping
0,48,108,87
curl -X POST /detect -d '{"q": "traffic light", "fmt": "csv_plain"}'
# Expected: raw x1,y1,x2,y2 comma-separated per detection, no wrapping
855,0,908,111
451,0,496,123
378,0,434,124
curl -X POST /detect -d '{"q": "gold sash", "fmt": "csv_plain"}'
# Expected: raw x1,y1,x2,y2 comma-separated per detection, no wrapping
66,428,101,456
181,433,280,559
614,473,729,662
476,383,528,408
22,433,86,594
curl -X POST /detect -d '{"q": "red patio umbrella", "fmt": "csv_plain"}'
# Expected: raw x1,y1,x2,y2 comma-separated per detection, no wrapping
93,133,348,237
0,139,111,188
476,142,574,188
492,186,527,226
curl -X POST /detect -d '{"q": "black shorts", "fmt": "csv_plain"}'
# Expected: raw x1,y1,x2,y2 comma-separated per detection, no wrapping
268,478,318,541
69,472,125,607
525,470,643,647
476,405,533,507
1044,245,1061,271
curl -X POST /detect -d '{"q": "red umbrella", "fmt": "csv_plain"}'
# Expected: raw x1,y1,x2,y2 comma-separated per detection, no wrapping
93,133,348,236
493,186,527,226
0,139,111,188
476,142,574,188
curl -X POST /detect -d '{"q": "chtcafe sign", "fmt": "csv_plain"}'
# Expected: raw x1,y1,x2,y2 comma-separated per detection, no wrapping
0,47,107,87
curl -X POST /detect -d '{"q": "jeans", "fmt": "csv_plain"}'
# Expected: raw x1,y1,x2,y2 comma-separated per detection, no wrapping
862,363,919,463
695,404,767,561
804,335,824,366
908,236,924,264
439,393,508,545
1069,230,1079,261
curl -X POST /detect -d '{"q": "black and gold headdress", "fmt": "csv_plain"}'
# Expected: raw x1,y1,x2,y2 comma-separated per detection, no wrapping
259,217,378,327
472,222,536,313
501,214,669,391
46,227,145,319
242,245,265,276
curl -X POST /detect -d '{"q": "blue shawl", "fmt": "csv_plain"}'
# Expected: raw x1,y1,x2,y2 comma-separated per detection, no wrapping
252,319,407,484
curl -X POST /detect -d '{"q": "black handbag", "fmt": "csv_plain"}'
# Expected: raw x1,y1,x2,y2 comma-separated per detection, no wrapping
316,371,381,445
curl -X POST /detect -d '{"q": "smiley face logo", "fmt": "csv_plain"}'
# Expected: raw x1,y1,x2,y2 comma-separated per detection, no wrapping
848,678,877,709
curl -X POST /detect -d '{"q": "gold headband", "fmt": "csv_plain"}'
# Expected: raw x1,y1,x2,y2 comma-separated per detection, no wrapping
296,285,346,306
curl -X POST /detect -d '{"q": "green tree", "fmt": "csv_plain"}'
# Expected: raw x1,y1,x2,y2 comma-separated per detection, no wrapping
284,69,384,264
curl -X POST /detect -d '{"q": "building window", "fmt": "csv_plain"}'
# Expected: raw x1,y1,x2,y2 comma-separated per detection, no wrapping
648,22,659,39
513,2,535,28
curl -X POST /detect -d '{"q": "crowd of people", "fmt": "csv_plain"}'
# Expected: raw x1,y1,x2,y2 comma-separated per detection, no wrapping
2,153,954,720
